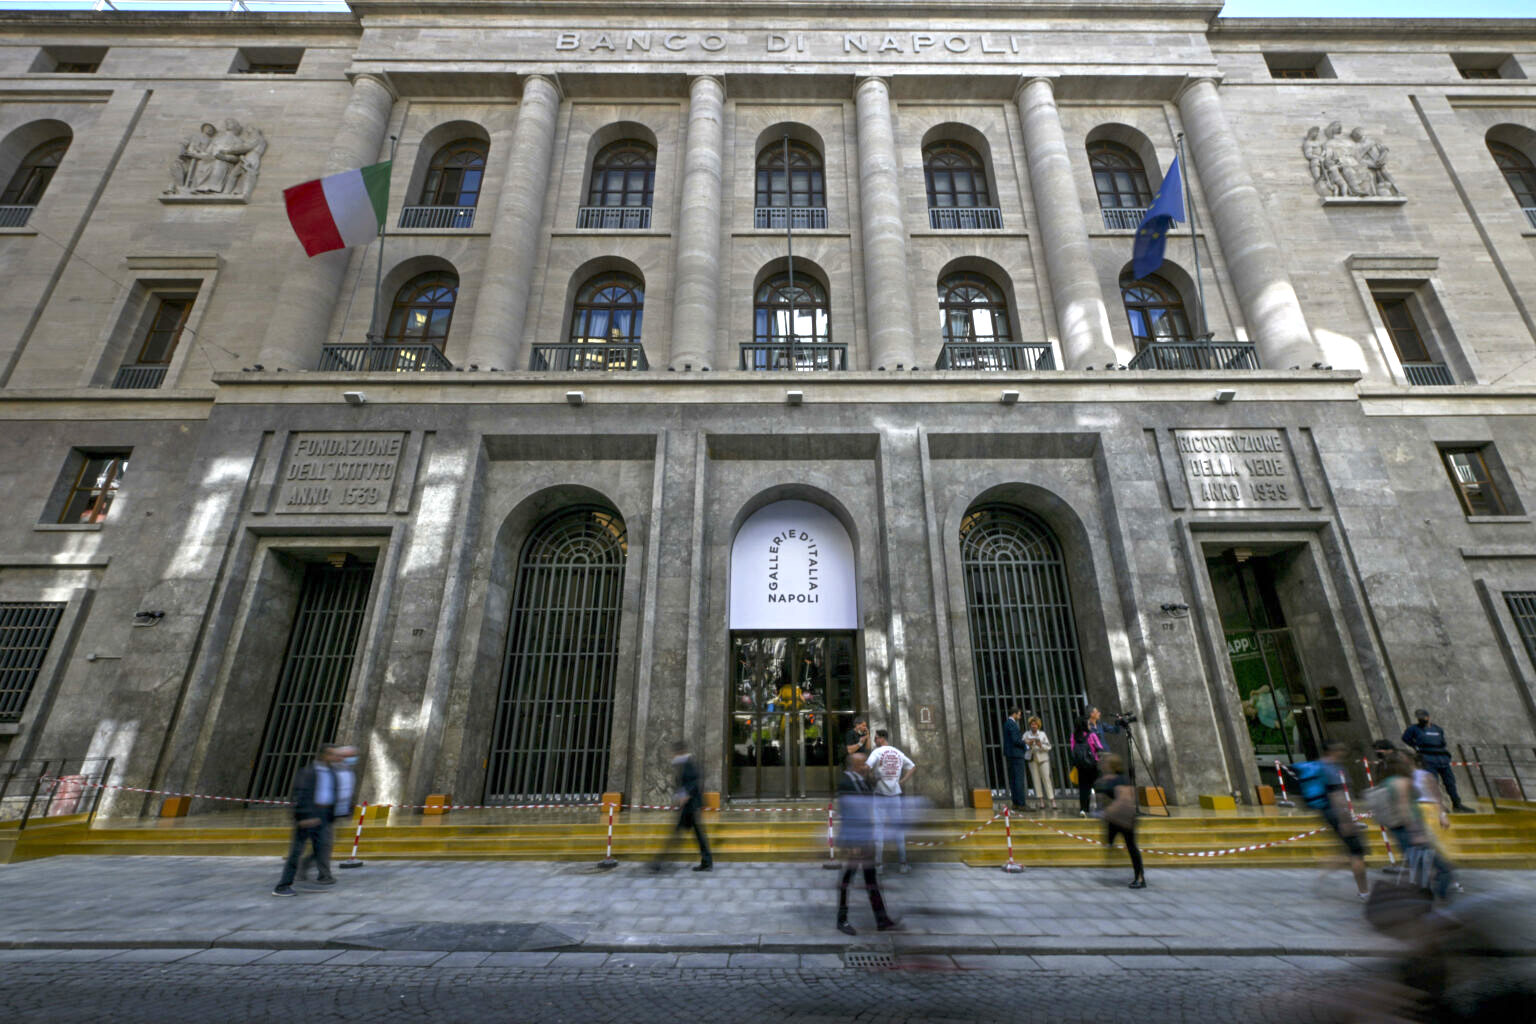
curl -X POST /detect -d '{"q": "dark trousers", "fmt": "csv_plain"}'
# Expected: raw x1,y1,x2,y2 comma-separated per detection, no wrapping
659,800,711,865
1077,763,1100,814
837,860,893,926
1007,757,1028,807
278,821,326,887
300,816,336,880
1427,759,1464,807
1106,821,1144,879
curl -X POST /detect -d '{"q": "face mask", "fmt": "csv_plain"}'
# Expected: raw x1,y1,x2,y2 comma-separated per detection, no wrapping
342,756,358,767
1417,718,1429,726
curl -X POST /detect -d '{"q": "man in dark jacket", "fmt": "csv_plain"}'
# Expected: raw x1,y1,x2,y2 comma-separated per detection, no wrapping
273,744,341,896
1003,707,1029,810
835,752,898,935
652,740,711,871
1402,709,1470,812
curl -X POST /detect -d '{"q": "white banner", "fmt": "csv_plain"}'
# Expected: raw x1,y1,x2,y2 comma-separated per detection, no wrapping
729,499,857,630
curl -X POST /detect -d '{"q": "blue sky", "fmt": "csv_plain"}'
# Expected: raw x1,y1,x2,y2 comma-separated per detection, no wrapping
0,1,1529,14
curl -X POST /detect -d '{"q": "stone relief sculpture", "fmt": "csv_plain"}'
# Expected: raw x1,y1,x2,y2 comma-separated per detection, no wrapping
164,119,267,198
1303,120,1403,198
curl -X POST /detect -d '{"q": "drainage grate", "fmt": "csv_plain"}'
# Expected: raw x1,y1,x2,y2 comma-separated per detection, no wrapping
843,952,896,970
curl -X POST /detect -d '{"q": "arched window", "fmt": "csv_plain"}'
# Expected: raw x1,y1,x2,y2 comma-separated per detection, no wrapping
937,272,1031,369
383,271,457,352
925,142,991,209
487,505,628,803
1088,141,1154,211
1121,275,1192,349
587,140,655,209
1489,141,1536,213
417,138,486,207
549,272,646,370
960,504,1086,803
755,139,825,229
750,272,836,369
1,137,69,207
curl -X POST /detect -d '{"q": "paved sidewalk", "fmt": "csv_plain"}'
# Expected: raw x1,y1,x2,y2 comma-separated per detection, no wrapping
3,856,1534,956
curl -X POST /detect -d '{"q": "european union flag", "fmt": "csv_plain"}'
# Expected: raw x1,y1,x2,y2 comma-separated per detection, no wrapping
1131,156,1186,281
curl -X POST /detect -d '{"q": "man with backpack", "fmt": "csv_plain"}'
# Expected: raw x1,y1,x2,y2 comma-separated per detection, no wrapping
1289,741,1368,901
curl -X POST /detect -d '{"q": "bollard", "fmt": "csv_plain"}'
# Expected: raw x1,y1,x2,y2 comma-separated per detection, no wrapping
1273,761,1295,807
597,801,618,870
340,801,368,869
1000,806,1024,873
1360,757,1395,865
823,800,841,869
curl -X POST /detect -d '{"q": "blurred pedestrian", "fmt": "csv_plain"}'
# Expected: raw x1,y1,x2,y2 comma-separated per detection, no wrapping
1314,740,1370,901
1023,715,1056,812
653,739,711,872
303,743,356,885
1401,709,1470,812
1003,707,1030,811
1095,754,1145,889
1071,709,1106,817
1381,751,1456,900
868,729,915,873
273,744,341,896
835,752,898,936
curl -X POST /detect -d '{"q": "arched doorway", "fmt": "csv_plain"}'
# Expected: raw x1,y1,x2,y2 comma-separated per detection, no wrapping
960,504,1087,799
728,499,859,799
485,505,627,804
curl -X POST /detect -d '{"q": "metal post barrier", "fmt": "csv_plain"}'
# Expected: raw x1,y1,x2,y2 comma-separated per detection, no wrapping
1471,746,1498,812
18,769,45,831
1360,757,1395,865
89,757,114,825
1000,806,1024,873
340,801,368,868
1458,744,1480,800
1273,760,1295,807
823,799,840,869
597,801,618,869
1505,745,1526,802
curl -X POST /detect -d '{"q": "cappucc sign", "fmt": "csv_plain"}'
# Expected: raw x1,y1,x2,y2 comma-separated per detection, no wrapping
729,499,857,630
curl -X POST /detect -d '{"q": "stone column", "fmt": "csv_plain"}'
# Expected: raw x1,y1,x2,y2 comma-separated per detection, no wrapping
1178,78,1322,369
464,74,561,371
669,76,724,371
854,77,916,370
1015,77,1117,369
258,73,394,369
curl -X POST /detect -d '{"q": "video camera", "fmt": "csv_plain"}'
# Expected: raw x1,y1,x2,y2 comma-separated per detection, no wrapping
1112,712,1138,727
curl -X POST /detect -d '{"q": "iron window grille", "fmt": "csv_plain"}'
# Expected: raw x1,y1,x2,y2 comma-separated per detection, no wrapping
0,603,66,723
1505,593,1536,671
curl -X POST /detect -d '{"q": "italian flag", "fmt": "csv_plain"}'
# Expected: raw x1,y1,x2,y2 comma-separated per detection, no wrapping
283,161,391,257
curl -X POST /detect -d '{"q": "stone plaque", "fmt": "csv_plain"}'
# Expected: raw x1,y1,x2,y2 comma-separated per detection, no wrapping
276,432,404,514
1174,429,1300,510
915,704,939,730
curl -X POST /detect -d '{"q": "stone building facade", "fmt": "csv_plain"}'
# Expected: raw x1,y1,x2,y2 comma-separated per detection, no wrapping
1,1,1535,816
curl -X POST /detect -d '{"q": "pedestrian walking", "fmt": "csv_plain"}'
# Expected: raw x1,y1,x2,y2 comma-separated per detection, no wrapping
1300,740,1370,901
844,717,871,758
1095,754,1145,888
1070,709,1106,817
1401,709,1470,812
868,729,915,873
1379,751,1456,899
273,744,342,896
302,743,356,883
835,752,899,936
1023,715,1056,812
653,739,711,872
1003,707,1030,810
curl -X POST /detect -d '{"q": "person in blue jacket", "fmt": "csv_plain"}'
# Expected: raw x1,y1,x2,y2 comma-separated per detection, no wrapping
1402,709,1470,812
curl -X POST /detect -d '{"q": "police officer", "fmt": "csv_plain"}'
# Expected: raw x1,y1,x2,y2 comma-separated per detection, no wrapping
1402,709,1470,812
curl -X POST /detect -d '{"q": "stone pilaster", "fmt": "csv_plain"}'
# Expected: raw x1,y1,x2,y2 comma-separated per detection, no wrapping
854,77,917,370
258,73,394,370
1178,78,1323,369
1015,77,1117,369
669,76,725,371
464,74,561,371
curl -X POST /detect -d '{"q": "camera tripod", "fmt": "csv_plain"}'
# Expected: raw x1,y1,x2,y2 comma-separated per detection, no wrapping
1118,715,1171,817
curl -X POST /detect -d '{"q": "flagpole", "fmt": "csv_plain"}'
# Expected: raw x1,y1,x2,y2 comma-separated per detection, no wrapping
366,135,400,344
1175,133,1210,340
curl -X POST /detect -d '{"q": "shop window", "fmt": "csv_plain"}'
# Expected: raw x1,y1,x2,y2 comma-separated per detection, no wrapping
1439,444,1519,517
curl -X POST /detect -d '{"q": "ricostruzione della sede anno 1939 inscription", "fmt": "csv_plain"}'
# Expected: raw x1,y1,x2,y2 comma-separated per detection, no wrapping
1174,428,1301,510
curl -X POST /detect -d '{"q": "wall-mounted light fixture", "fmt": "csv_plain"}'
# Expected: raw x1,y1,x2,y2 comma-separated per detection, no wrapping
566,391,585,406
132,610,165,627
1214,388,1236,404
342,391,366,406
786,390,803,406
1000,390,1020,405
1159,602,1190,617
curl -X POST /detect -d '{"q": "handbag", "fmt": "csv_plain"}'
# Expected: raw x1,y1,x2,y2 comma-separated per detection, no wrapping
1364,875,1432,933
1068,767,1079,786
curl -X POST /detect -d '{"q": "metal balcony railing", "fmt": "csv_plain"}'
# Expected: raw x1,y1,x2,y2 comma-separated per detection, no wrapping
1523,207,1536,230
928,207,1003,231
0,205,34,228
397,205,476,230
318,344,453,372
1126,340,1260,371
935,342,1055,371
1403,361,1455,386
739,342,846,371
754,207,827,230
576,206,652,230
111,364,168,389
1100,207,1148,231
530,343,649,371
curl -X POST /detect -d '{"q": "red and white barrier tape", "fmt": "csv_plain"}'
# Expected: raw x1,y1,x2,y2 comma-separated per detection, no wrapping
1021,816,1332,858
1360,757,1396,865
906,814,1001,849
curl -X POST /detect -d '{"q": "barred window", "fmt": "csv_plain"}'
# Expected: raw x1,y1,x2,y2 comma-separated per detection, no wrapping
0,602,66,723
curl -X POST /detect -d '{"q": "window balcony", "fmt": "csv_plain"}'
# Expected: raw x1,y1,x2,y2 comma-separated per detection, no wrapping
1100,207,1148,231
397,205,476,230
739,342,846,371
928,207,1003,231
935,342,1054,371
111,364,167,389
576,206,652,230
0,205,34,228
318,344,453,372
530,343,649,371
754,207,827,230
1523,207,1536,230
1402,361,1455,386
1126,340,1260,371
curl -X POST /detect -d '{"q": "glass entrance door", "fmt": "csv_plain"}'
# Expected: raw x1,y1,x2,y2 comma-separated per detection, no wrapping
729,633,857,799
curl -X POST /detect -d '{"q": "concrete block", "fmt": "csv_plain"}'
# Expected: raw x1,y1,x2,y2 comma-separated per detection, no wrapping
1254,785,1276,806
971,788,993,809
160,796,191,818
1139,786,1166,808
424,794,451,815
1198,794,1236,810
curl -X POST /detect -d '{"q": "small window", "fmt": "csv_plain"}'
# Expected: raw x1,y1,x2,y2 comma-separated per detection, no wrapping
1264,53,1333,80
1373,295,1430,363
135,296,193,366
1453,54,1522,80
231,48,303,75
58,451,130,524
1440,445,1514,517
32,47,106,74
1,137,70,207
1489,141,1536,210
1371,290,1456,384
